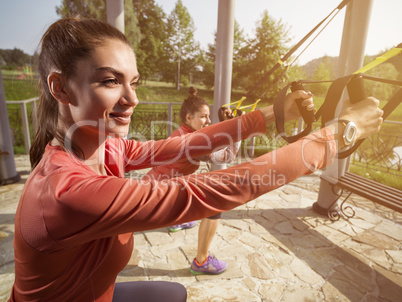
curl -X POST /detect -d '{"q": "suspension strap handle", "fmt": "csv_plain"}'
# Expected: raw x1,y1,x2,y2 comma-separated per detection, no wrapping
290,81,316,124
336,74,367,158
274,74,367,147
315,73,401,159
273,82,313,143
337,87,402,158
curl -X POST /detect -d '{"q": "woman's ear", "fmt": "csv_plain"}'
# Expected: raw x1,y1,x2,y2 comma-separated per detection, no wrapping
47,72,70,104
185,113,193,124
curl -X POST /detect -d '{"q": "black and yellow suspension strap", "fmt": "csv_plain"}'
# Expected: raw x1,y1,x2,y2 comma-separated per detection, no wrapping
273,81,314,143
244,0,351,99
220,94,264,118
353,45,402,74
219,98,261,120
239,99,261,112
324,74,402,159
275,73,402,156
338,88,402,158
274,43,402,144
273,78,335,143
219,97,247,121
220,0,351,118
315,44,402,158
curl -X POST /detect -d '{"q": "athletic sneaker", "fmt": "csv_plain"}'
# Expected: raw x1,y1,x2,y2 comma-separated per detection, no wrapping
190,255,228,275
168,221,197,232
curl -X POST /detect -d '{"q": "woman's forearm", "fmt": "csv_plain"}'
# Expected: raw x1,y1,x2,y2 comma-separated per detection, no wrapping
259,105,275,125
123,110,267,170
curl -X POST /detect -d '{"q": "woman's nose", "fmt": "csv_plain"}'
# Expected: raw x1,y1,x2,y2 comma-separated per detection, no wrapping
121,85,139,107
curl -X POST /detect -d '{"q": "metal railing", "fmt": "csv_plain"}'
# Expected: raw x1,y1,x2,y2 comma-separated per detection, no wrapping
6,97,38,154
6,99,402,181
351,127,402,175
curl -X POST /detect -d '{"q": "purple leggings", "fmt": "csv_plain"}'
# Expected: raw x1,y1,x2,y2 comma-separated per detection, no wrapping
112,281,187,302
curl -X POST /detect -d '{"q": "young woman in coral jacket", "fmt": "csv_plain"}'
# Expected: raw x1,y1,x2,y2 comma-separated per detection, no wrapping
9,17,382,302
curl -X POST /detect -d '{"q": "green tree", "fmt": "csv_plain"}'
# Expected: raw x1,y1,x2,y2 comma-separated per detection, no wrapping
201,42,216,89
56,0,106,20
189,49,206,85
231,21,249,90
124,0,143,50
202,20,247,89
365,61,399,100
286,64,308,86
181,43,203,85
132,0,168,83
165,0,197,90
201,12,291,99
311,61,332,96
237,10,290,99
388,47,402,81
0,48,32,69
56,0,142,52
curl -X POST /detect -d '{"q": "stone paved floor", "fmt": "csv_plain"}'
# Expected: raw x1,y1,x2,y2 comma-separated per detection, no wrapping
0,155,401,301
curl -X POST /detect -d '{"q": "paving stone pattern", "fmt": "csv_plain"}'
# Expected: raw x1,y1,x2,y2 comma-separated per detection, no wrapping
0,155,401,301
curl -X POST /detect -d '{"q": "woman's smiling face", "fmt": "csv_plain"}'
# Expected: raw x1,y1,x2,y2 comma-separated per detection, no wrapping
186,105,211,131
62,38,140,138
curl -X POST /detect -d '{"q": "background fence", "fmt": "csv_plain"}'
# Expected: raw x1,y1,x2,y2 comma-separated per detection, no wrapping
6,99,402,187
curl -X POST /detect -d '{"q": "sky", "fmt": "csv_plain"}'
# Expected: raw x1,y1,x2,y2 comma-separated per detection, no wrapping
0,0,401,65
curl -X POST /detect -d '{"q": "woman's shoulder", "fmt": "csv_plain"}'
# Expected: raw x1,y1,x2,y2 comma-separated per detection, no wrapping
33,144,91,177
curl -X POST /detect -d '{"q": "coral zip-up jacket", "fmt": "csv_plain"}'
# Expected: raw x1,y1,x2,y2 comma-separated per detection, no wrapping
9,111,336,301
146,123,241,180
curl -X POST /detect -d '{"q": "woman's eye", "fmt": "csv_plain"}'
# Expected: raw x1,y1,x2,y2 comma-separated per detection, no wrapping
131,81,140,89
103,78,119,86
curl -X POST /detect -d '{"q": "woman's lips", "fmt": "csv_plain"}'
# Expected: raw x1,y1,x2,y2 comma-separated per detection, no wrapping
109,112,132,124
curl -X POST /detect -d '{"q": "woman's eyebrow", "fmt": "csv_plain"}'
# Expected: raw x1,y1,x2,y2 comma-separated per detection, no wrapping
132,74,141,82
95,66,124,78
95,67,140,82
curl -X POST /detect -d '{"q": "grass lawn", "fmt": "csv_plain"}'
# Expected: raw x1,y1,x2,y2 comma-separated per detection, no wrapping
2,72,38,100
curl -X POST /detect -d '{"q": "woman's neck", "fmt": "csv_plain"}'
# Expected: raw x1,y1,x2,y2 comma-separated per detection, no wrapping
182,123,195,132
52,130,108,176
82,142,107,175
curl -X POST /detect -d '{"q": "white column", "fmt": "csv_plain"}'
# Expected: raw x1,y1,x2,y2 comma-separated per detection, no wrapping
106,0,124,33
315,0,373,212
210,0,236,172
0,67,20,184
